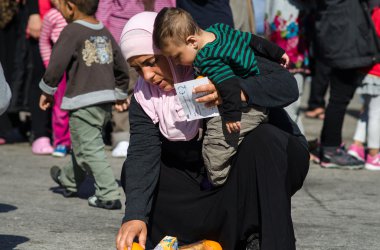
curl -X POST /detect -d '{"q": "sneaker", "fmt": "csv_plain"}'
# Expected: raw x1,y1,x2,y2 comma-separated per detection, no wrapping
50,166,77,197
111,141,129,158
88,195,122,210
347,144,365,161
320,146,364,169
52,145,69,157
365,154,380,171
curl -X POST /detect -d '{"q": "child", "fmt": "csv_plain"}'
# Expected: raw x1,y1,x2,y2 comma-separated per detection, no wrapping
39,0,130,209
39,0,70,157
153,7,289,186
348,6,380,171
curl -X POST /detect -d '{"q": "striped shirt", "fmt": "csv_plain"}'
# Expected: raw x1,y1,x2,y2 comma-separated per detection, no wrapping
39,8,67,65
193,23,259,85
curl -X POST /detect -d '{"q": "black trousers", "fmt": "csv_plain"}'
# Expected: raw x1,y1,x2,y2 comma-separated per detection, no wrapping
320,69,363,147
28,38,51,140
147,124,309,250
307,59,331,110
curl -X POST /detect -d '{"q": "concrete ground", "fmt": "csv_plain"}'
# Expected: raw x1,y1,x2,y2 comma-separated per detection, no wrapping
0,84,380,250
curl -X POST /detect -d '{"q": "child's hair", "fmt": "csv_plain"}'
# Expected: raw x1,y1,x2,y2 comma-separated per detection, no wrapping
153,7,200,49
65,0,99,16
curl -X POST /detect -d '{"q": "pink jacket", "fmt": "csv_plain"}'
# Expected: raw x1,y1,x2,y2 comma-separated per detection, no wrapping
96,0,175,42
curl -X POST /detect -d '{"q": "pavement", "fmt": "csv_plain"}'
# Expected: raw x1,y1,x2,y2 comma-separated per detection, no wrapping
1,84,380,250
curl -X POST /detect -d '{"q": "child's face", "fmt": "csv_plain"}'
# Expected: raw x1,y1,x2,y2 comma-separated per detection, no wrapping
50,0,59,8
161,38,197,66
57,0,74,22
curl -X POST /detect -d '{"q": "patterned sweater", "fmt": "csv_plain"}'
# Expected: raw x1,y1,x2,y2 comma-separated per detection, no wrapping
39,20,129,110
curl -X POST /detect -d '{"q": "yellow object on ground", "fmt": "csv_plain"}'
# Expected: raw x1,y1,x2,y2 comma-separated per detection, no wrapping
130,242,144,250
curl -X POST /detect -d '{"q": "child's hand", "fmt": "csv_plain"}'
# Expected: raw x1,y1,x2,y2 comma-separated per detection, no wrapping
226,121,241,133
280,53,290,68
39,93,54,111
114,98,130,112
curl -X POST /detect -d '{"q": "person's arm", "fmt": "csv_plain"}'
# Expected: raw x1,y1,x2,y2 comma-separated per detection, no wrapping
121,95,162,223
111,37,129,100
39,13,53,67
248,33,285,62
39,26,76,95
0,63,11,115
239,56,299,108
26,0,41,39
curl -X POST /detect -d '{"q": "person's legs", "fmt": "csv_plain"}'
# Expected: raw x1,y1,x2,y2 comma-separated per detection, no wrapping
321,69,361,146
306,59,330,115
365,94,380,170
59,105,120,201
111,63,137,157
52,75,71,149
320,69,364,168
240,124,308,250
29,38,53,154
147,124,308,250
348,95,368,161
284,73,304,133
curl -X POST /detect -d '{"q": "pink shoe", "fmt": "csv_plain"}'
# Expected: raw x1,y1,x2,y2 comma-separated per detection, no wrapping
32,137,54,155
0,138,6,145
347,144,365,161
365,154,380,171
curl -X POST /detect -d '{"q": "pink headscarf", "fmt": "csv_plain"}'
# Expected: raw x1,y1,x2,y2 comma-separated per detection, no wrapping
120,12,201,141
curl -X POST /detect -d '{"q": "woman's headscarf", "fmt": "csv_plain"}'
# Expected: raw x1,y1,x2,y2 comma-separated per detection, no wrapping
120,12,201,141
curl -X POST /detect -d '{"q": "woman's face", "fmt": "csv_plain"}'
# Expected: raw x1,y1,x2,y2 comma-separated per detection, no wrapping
128,55,174,91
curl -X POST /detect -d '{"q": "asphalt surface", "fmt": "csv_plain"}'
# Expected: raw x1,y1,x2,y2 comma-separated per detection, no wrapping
0,84,379,250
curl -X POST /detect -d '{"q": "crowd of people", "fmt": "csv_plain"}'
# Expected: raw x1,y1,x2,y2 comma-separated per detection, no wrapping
1,0,380,249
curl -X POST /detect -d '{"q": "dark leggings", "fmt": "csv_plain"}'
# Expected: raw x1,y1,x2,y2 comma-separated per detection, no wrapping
307,59,331,110
147,124,309,250
321,69,363,147
28,38,51,140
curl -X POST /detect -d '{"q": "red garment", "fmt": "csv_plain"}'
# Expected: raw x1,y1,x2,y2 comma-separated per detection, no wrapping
38,0,52,19
364,7,380,77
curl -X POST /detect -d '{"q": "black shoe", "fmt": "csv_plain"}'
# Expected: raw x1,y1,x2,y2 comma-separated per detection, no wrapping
50,166,77,197
88,196,122,210
320,146,364,169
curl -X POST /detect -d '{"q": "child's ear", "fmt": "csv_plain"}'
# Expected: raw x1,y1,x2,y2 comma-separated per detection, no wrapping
186,36,198,49
67,1,74,11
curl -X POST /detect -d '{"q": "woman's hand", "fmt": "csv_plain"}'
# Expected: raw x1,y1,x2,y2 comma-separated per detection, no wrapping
116,220,147,250
193,83,221,107
114,98,130,112
26,14,42,39
280,53,290,68
193,81,247,107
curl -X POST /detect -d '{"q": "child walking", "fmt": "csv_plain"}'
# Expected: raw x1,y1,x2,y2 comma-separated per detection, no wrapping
39,0,70,157
348,6,380,171
39,0,130,209
153,7,289,186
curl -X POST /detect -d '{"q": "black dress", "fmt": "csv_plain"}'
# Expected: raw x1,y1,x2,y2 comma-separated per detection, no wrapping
121,57,309,250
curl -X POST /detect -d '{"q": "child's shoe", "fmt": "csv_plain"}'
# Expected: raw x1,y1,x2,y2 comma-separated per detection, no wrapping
347,144,365,161
52,145,69,157
365,153,380,171
111,141,129,158
50,166,77,197
88,195,122,210
32,137,54,155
